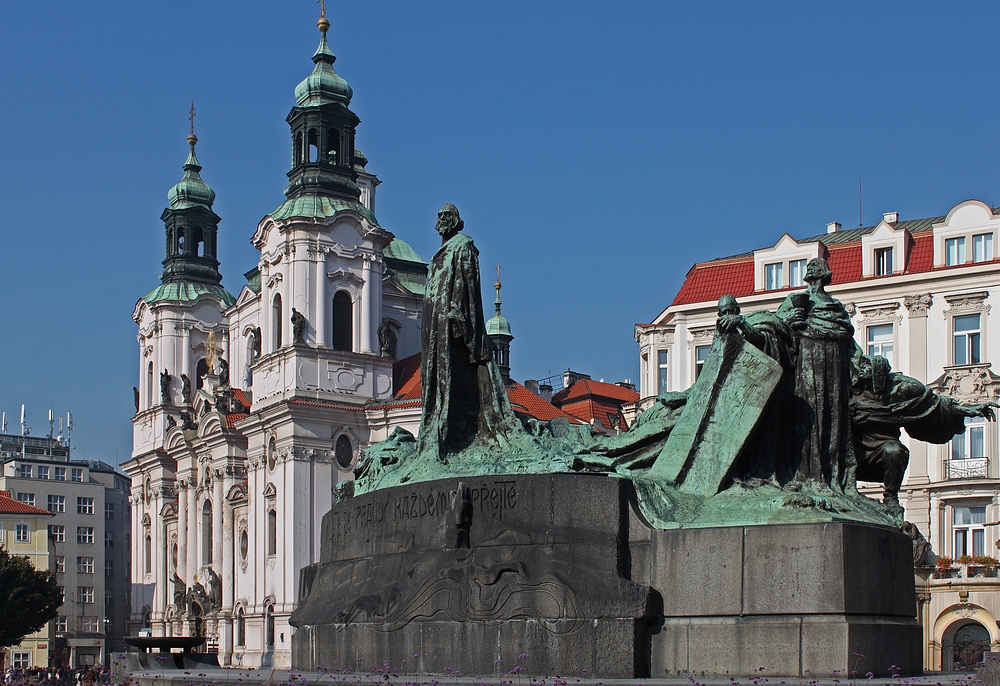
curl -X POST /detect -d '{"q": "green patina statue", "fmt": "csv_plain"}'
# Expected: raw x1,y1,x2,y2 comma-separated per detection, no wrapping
354,227,994,529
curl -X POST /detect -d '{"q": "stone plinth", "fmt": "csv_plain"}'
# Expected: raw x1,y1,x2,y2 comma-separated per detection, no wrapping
291,474,920,678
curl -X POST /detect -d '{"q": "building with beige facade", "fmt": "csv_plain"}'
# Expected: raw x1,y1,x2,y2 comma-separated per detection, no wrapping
635,199,1000,670
0,488,54,670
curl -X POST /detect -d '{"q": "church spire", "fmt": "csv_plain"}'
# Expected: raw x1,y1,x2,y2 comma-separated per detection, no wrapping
159,111,223,287
284,6,360,202
486,263,514,384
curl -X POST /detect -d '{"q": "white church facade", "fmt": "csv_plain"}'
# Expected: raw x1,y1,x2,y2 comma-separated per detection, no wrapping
122,14,427,668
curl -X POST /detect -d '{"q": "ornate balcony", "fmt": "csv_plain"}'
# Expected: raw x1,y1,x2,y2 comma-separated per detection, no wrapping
945,457,989,480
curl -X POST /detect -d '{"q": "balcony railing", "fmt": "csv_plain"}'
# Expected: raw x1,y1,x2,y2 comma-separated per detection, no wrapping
945,457,989,480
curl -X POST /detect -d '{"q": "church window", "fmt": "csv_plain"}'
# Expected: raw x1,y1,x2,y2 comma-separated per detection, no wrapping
236,608,246,647
267,508,277,557
327,129,340,165
273,294,283,349
146,362,154,409
294,132,303,166
177,228,186,255
332,291,353,352
307,128,319,163
240,529,249,561
265,604,275,647
335,435,354,469
202,500,213,565
192,226,205,257
196,358,208,390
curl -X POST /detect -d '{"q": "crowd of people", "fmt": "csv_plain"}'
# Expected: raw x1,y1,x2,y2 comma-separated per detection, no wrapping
2,666,109,686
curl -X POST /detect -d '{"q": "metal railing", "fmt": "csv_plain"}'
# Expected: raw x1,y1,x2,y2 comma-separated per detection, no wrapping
945,457,990,480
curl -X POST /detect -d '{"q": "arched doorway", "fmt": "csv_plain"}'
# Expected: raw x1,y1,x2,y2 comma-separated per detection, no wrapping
944,620,991,670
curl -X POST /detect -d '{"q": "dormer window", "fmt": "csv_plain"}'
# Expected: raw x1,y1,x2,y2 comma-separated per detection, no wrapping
765,262,783,291
789,259,807,288
946,237,966,266
874,247,893,276
973,233,994,263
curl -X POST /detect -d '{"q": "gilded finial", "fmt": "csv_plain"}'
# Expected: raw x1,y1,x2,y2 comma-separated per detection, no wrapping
187,101,197,147
317,0,329,33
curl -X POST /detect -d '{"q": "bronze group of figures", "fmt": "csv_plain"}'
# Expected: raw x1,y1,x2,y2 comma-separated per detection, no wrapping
355,206,993,528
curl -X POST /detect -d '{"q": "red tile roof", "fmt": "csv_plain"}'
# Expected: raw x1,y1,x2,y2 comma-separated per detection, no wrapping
671,259,755,307
232,389,252,409
389,353,583,424
507,382,585,424
556,398,629,432
226,413,250,428
551,378,640,405
906,234,934,273
0,491,53,516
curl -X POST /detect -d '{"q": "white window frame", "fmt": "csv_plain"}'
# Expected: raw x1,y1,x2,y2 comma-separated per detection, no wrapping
78,586,94,604
48,495,65,513
953,313,982,366
50,525,65,543
12,652,31,669
974,232,994,263
657,350,669,394
866,324,894,368
764,262,783,291
17,492,35,507
788,259,807,288
71,468,84,483
695,345,711,380
55,556,65,573
946,236,967,266
874,246,893,276
56,616,68,633
36,466,49,480
77,497,94,515
15,524,29,543
953,505,988,557
54,467,66,481
77,556,95,574
18,464,31,479
77,526,94,544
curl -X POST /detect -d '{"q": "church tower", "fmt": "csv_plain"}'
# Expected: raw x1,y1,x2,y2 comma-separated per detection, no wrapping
486,265,514,384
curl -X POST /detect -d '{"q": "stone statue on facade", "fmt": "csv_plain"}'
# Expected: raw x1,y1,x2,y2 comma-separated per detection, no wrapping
170,573,185,609
218,358,229,387
181,374,192,404
378,320,393,358
291,308,307,345
133,387,140,413
160,369,172,405
207,569,222,610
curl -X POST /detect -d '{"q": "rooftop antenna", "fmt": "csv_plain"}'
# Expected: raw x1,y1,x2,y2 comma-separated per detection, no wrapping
66,412,73,452
20,404,26,436
48,409,54,439
859,178,863,228
57,415,63,444
1,412,6,434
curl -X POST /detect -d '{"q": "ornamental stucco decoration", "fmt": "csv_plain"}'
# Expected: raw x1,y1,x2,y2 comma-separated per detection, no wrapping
904,293,932,316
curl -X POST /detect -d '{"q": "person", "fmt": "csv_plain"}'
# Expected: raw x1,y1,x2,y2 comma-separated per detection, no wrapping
776,257,856,492
851,353,997,506
417,204,521,459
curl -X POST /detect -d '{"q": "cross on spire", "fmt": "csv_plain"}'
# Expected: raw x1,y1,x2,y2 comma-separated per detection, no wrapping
317,0,326,18
189,102,196,135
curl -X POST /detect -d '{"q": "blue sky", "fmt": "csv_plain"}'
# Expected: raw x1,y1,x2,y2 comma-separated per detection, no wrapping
1,2,999,464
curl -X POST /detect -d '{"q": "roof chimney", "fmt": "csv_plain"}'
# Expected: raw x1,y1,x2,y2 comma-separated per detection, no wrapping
827,221,841,234
524,379,539,395
538,383,553,402
883,212,898,223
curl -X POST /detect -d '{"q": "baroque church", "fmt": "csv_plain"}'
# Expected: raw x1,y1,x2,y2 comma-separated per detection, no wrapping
122,13,430,668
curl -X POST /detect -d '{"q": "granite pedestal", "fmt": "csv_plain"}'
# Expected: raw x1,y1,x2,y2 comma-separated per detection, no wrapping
290,474,920,678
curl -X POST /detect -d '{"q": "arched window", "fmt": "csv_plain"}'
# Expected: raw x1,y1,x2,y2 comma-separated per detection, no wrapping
146,362,154,409
332,291,352,352
196,358,208,390
202,500,213,565
335,435,353,469
236,608,246,647
265,604,275,647
294,132,303,166
307,128,318,163
177,227,186,255
327,129,340,165
267,507,277,557
273,294,283,350
144,533,152,574
384,328,397,359
192,226,204,257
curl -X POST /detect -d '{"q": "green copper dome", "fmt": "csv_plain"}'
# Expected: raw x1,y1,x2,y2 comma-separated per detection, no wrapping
486,311,512,338
167,137,216,209
294,33,353,106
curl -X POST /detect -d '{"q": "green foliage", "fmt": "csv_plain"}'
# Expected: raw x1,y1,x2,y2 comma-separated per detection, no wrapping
0,545,62,649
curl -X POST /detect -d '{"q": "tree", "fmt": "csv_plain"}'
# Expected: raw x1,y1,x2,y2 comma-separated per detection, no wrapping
0,546,62,649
